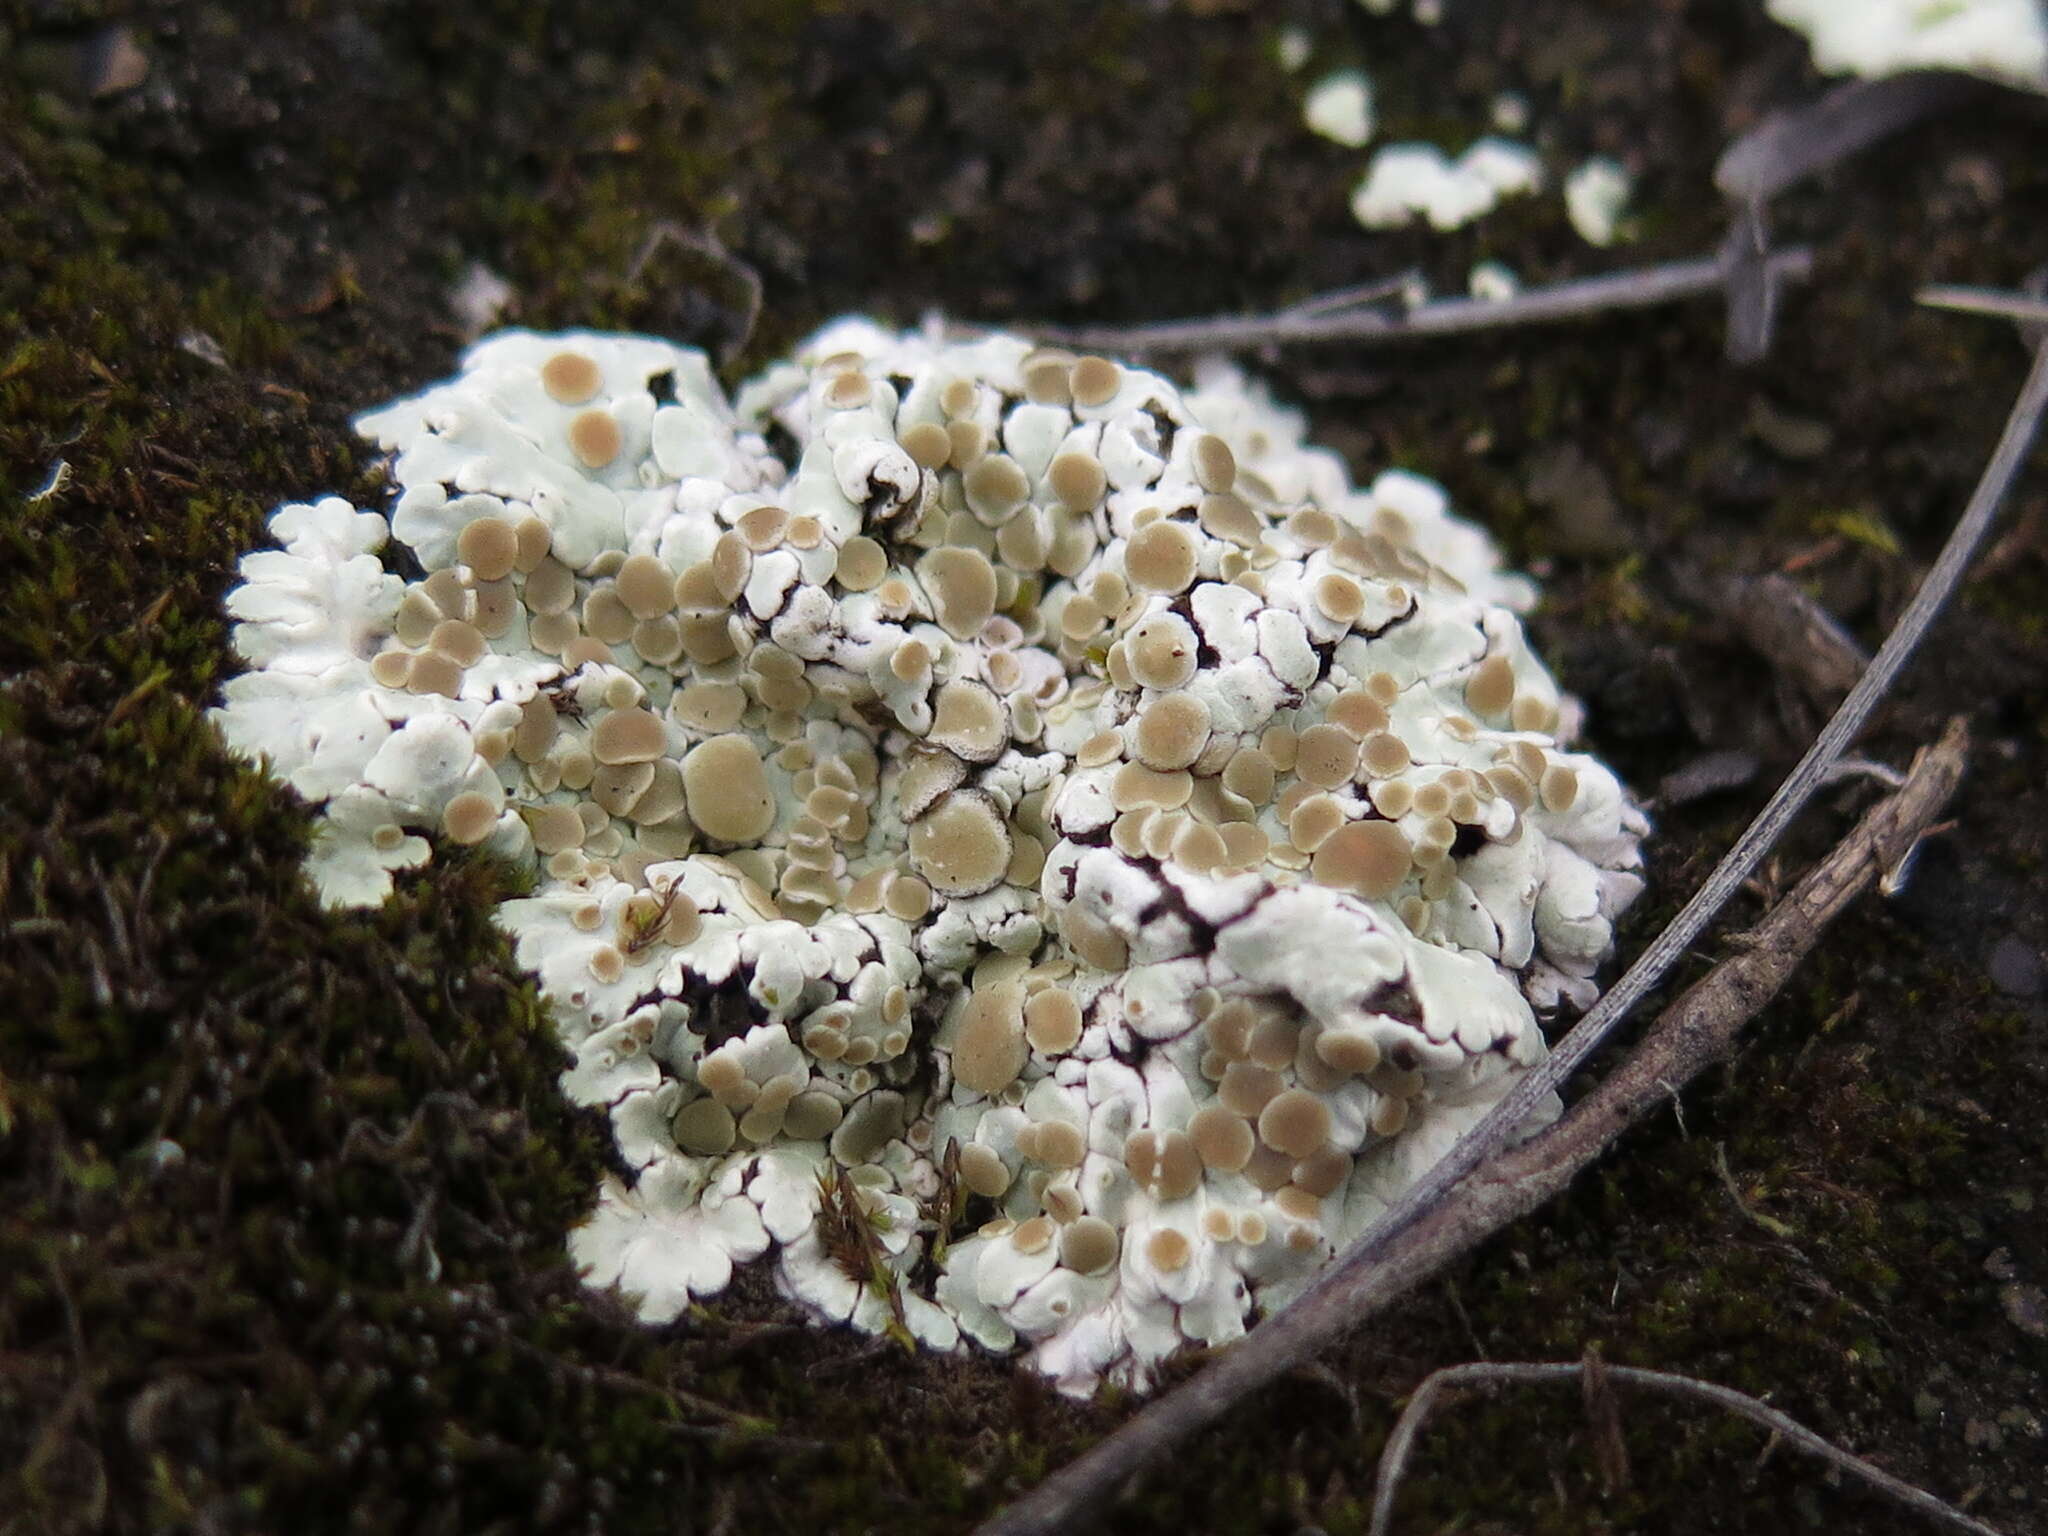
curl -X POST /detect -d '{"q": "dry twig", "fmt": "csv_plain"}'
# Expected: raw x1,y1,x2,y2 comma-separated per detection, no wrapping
1919,284,2048,345
1918,287,2048,324
1714,74,1983,205
1027,248,1812,356
624,222,764,364
1368,1359,2003,1536
1722,571,1870,706
1027,74,1990,367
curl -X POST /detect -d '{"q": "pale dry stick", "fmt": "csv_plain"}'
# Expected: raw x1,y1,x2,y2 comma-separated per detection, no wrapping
1276,271,1422,319
1032,248,1812,354
1714,74,1983,204
623,221,764,363
1918,287,2048,326
1722,571,1870,704
981,717,1970,1536
1715,73,1981,361
1368,1360,2003,1536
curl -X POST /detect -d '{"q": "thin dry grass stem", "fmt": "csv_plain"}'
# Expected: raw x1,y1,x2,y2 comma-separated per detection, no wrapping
1918,286,2048,325
1714,74,1982,204
1025,249,1812,355
624,221,764,364
498,1335,767,1432
1367,1360,2005,1536
1277,272,1423,318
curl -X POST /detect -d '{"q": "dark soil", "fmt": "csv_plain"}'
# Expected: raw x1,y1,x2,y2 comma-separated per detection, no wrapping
4,2,2046,1533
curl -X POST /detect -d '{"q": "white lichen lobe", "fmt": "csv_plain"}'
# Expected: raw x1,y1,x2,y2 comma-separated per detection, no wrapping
214,321,1647,1394
1769,0,2048,90
1303,70,1375,148
1563,156,1633,248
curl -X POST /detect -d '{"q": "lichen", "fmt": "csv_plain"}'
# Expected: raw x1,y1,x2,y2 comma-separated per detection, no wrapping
212,320,1645,1393
1767,0,2048,89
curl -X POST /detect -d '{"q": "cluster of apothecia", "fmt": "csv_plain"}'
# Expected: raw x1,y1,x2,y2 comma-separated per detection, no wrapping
215,320,1645,1392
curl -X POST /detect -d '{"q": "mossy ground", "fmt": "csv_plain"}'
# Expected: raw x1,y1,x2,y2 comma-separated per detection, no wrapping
4,2,2046,1532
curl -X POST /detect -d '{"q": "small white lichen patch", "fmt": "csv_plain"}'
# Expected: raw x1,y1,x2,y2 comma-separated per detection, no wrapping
1768,0,2048,90
1356,0,1442,20
1303,70,1376,148
214,321,1647,1395
1563,157,1633,248
1351,138,1544,231
1468,260,1519,302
